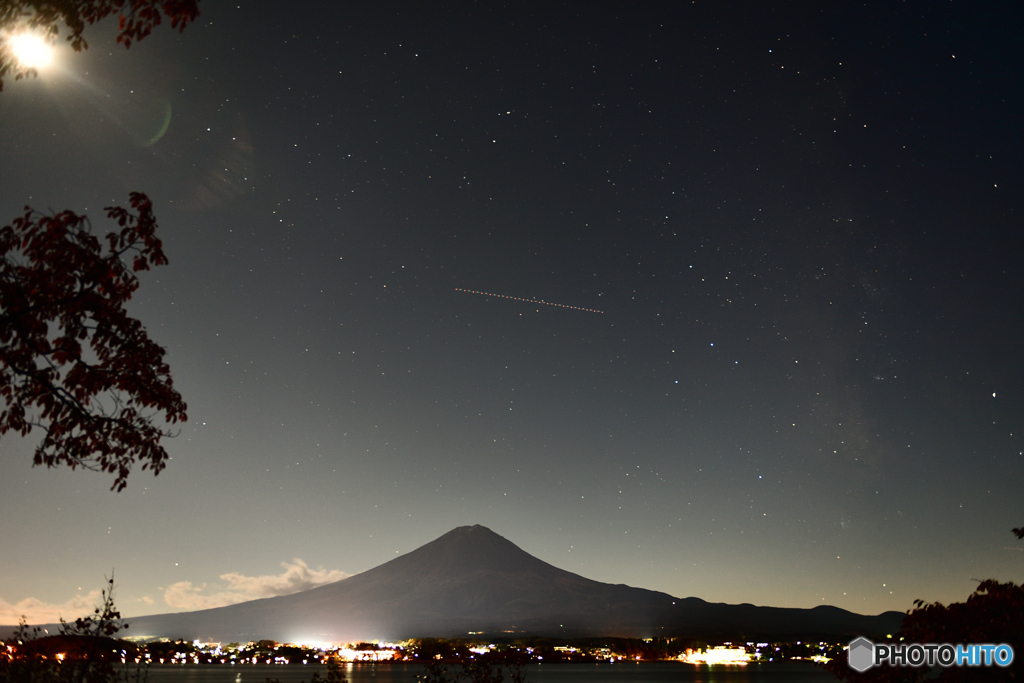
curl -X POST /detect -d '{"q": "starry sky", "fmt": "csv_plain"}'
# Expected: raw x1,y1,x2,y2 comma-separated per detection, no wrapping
1,1,1022,626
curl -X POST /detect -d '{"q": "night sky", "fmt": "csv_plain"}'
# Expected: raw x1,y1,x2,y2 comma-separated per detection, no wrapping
1,1,1022,627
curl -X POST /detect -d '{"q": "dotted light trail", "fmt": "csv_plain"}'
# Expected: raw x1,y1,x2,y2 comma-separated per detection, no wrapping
456,288,604,314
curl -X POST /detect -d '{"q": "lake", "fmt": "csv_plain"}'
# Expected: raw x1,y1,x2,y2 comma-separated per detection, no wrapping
144,662,837,683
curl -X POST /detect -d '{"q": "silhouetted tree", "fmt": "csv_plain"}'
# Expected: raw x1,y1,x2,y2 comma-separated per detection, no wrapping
825,579,1024,682
0,573,147,683
0,0,200,89
0,617,55,683
0,193,187,490
59,573,126,639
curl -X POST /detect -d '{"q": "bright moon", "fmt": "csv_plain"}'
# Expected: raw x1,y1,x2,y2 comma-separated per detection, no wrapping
10,33,53,69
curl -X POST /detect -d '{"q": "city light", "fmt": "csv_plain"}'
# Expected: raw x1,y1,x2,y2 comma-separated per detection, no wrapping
679,646,751,665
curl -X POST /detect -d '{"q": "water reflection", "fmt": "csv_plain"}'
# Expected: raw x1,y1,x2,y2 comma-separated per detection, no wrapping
145,661,835,683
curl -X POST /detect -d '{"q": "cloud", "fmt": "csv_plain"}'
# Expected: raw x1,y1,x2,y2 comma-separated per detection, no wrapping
219,559,350,598
162,582,252,611
164,559,349,611
0,590,103,625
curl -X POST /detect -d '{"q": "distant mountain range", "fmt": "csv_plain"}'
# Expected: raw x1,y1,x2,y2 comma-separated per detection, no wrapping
14,525,905,642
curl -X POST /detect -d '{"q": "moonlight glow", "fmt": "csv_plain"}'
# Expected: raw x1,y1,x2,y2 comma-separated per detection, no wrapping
9,33,53,69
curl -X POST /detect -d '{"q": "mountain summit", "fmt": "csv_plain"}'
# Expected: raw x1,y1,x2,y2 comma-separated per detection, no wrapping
125,525,901,642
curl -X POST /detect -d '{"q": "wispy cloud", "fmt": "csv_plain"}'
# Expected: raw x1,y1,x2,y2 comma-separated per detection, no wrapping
0,590,103,625
162,582,251,611
164,559,349,611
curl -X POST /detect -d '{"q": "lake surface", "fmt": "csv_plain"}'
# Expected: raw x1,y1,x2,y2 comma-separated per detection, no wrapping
144,662,837,683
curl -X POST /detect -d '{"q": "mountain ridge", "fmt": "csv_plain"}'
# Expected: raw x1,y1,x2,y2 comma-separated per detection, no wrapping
8,525,904,642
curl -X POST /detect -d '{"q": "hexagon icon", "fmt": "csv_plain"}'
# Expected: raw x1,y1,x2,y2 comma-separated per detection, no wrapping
848,637,875,672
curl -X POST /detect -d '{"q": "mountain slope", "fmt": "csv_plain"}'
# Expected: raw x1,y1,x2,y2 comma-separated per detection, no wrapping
117,525,903,642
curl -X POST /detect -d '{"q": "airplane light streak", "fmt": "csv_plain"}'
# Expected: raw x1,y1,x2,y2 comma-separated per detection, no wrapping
456,288,604,314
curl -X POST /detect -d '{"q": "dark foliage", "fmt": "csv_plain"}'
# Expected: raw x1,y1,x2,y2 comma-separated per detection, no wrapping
0,574,148,683
59,574,126,639
0,0,200,89
824,579,1024,682
0,193,187,490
